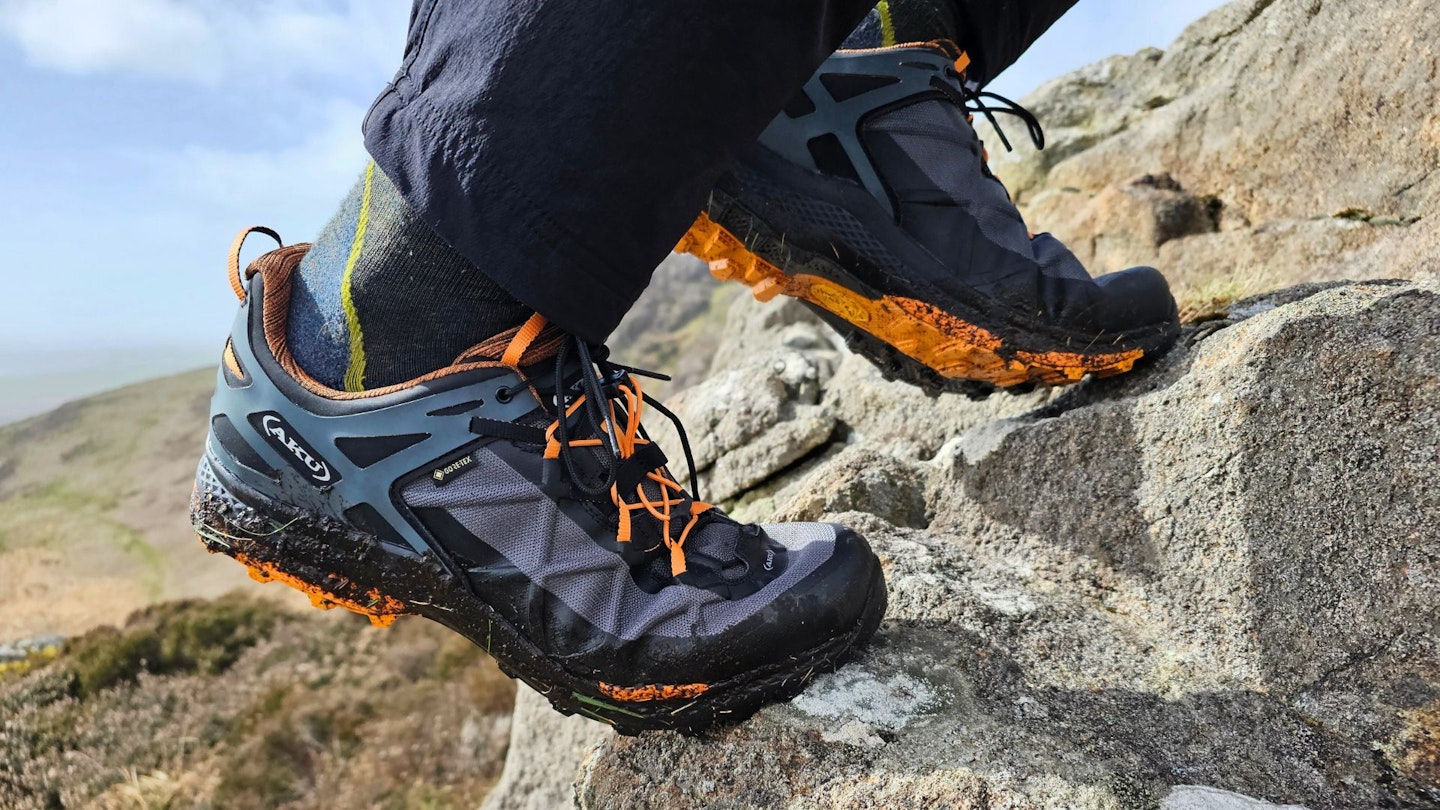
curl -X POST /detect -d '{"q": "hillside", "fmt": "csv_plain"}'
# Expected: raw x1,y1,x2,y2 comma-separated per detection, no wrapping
0,347,216,427
0,366,525,809
0,596,515,809
0,369,273,642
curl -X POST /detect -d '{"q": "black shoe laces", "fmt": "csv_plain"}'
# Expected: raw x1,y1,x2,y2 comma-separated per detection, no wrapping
550,336,702,505
929,69,1045,153
545,336,710,577
466,319,709,576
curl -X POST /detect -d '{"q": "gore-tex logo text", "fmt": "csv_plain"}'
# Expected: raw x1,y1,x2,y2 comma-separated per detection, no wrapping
252,412,337,485
432,454,474,485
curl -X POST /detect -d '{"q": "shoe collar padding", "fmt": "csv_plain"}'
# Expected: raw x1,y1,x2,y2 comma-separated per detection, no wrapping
226,226,559,402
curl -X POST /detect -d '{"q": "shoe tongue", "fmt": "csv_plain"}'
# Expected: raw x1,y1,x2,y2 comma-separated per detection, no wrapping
492,329,737,576
558,392,686,520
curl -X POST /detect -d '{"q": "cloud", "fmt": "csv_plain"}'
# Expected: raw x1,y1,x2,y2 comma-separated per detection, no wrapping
0,0,217,80
0,0,406,86
161,99,371,228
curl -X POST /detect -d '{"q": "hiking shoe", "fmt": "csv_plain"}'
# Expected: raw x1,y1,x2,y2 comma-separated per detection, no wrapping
190,228,887,735
677,44,1180,398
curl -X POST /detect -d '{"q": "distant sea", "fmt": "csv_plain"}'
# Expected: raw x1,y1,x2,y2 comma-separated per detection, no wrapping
0,346,214,426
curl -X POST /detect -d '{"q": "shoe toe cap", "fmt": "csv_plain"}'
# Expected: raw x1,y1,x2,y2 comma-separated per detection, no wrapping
1093,265,1180,333
761,521,886,633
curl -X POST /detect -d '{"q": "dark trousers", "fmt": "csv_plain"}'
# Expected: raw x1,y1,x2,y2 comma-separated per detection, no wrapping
363,0,1078,343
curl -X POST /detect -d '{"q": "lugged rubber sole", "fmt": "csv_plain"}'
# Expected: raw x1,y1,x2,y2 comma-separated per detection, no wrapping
190,456,886,736
677,209,1164,399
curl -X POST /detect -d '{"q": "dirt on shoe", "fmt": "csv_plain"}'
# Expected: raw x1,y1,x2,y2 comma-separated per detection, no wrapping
190,229,886,736
679,44,1179,398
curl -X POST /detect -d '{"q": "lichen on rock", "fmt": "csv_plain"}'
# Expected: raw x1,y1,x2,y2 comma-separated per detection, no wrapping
480,1,1440,806
491,276,1440,810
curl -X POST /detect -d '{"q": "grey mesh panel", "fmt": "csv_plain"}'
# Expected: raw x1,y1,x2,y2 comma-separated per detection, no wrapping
865,103,979,202
688,528,748,581
402,448,836,640
865,103,1036,260
758,47,960,217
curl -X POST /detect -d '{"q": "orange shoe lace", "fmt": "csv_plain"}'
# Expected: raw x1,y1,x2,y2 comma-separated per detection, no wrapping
504,316,711,578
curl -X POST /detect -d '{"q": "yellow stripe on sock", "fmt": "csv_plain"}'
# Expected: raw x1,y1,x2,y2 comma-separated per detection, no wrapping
876,0,896,47
340,161,375,392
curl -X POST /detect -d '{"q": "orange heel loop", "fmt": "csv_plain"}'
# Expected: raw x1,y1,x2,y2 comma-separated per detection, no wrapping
227,225,284,302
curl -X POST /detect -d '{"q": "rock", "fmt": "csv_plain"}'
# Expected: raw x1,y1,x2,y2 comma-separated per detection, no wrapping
770,446,928,529
790,665,939,732
1027,174,1218,272
705,408,835,502
651,298,845,502
981,0,1440,302
653,296,1053,505
995,0,1440,221
818,352,1053,462
480,686,608,810
1160,786,1309,810
608,252,731,394
487,281,1440,809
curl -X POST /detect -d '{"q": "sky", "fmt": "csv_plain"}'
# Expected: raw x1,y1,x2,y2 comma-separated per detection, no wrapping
0,0,1228,372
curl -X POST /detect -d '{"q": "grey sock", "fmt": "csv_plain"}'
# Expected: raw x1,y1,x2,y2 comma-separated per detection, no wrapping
287,163,532,390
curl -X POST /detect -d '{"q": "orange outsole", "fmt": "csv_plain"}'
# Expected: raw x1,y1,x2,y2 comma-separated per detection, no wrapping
599,681,711,703
200,534,409,628
676,213,1144,389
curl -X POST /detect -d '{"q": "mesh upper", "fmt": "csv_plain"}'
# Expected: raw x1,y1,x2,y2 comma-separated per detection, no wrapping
733,163,907,276
402,447,836,641
862,100,1094,286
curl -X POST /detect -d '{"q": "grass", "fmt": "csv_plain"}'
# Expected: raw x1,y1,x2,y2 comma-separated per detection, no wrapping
65,597,281,697
96,768,215,810
1,597,518,810
0,488,168,600
0,368,227,642
1173,263,1279,323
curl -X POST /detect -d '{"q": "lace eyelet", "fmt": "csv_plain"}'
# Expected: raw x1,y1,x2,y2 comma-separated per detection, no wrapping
495,386,514,404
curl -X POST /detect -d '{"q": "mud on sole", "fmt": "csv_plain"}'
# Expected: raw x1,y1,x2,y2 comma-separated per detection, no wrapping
190,456,886,735
677,207,1171,399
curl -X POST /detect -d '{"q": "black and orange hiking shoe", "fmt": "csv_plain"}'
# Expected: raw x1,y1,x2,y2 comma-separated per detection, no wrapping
190,229,886,735
677,44,1180,397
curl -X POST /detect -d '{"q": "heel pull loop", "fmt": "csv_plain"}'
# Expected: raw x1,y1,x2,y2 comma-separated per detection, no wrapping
501,313,550,367
228,226,284,302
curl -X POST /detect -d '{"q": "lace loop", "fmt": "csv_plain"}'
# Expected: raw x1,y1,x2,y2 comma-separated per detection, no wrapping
545,334,707,577
929,72,1045,153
